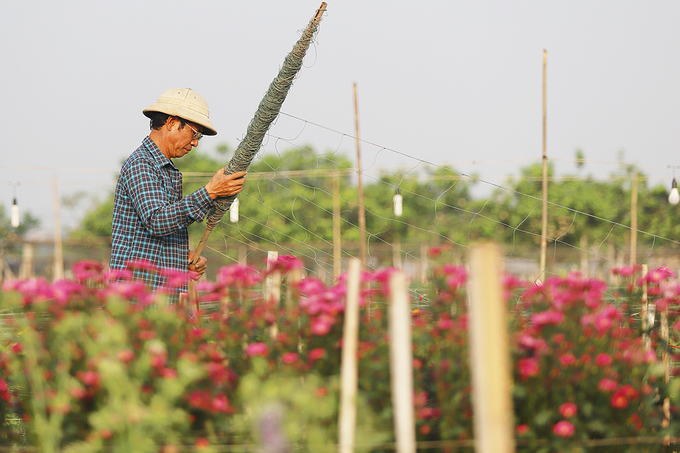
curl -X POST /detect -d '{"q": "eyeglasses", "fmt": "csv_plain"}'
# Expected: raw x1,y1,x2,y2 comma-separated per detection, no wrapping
185,123,203,142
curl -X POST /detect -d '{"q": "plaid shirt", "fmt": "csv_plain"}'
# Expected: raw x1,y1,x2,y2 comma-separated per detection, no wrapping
110,136,214,292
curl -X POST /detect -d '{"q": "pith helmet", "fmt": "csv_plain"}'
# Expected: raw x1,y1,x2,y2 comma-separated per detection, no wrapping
143,88,217,136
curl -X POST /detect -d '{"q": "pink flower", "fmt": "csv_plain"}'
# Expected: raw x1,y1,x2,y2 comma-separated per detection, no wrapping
160,268,189,288
518,333,549,354
309,347,327,361
595,353,612,367
436,317,455,331
598,378,618,392
559,353,577,367
517,357,540,380
311,316,333,336
268,255,303,273
125,259,157,271
211,393,233,413
531,310,564,326
73,260,104,281
246,342,268,357
281,352,299,364
559,402,578,418
217,265,261,287
552,420,575,437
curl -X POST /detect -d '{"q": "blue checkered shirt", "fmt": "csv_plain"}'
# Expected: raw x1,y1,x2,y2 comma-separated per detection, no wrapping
110,136,214,292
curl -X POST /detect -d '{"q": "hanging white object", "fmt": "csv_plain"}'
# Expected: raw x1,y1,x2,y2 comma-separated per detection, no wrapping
230,197,240,223
10,198,20,228
393,192,403,217
669,178,680,205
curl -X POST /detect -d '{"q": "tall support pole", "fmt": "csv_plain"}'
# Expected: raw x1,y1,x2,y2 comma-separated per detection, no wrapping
338,259,361,453
630,173,638,267
52,176,64,281
468,243,515,453
333,169,342,280
539,49,548,281
389,270,416,453
353,83,368,268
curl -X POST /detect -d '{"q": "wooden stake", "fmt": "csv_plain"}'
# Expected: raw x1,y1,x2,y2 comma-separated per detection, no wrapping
468,243,515,453
539,50,548,281
353,83,368,268
389,270,416,453
333,169,342,280
338,259,361,453
630,172,638,267
52,176,64,281
265,251,281,304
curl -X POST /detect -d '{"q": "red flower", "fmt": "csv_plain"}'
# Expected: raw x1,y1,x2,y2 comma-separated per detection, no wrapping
309,347,327,361
611,390,629,409
516,424,530,436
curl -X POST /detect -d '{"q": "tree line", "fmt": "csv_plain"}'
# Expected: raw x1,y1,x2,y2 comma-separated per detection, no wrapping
59,144,679,257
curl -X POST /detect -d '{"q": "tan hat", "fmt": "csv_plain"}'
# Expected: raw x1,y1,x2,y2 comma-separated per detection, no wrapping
143,88,217,136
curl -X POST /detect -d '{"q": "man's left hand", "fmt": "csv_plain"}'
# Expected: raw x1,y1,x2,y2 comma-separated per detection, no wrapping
188,251,208,281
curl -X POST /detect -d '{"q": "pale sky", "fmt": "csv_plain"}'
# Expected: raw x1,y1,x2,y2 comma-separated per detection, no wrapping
2,0,679,235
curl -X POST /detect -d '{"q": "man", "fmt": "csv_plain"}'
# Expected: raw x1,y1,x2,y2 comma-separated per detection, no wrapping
110,88,246,296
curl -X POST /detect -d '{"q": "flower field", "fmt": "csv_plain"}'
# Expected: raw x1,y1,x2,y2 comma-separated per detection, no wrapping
1,251,680,452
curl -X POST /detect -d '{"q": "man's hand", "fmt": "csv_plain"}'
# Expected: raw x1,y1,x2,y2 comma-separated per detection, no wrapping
188,250,208,281
205,170,247,200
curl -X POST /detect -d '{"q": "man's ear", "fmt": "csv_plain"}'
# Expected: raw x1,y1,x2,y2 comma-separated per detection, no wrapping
165,116,178,131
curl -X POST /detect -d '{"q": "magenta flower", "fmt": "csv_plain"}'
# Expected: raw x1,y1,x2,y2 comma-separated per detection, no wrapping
517,357,540,380
531,310,564,326
598,378,618,392
559,402,578,418
125,259,157,271
594,353,612,367
281,352,299,364
517,333,549,354
552,420,575,437
558,353,577,367
267,255,303,274
160,268,189,288
217,264,261,287
102,268,132,282
246,342,268,357
311,316,333,336
73,260,104,281
308,347,327,361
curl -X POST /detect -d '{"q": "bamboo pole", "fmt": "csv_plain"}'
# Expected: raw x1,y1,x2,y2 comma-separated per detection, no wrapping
389,270,416,453
52,176,64,281
468,243,515,453
265,251,280,304
630,172,638,267
539,49,548,281
333,169,342,280
338,259,361,453
353,83,368,268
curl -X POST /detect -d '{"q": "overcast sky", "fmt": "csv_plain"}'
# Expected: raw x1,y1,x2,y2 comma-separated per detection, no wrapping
1,0,679,235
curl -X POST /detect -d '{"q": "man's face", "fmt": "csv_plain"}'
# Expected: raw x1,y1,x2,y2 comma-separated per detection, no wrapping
166,117,201,159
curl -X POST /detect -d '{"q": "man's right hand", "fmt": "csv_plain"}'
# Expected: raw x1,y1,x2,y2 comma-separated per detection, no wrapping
205,170,247,200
